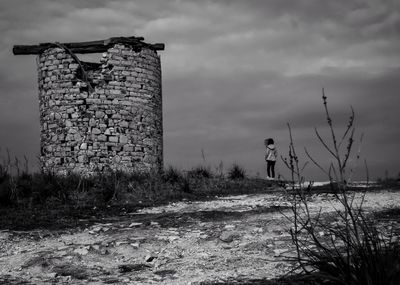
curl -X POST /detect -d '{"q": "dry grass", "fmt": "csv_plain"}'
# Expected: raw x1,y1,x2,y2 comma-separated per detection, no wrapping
0,160,276,230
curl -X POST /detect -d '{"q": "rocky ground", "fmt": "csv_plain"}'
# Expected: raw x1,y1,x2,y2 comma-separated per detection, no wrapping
0,189,399,284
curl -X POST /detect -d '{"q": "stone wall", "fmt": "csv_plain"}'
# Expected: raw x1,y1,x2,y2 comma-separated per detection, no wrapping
37,44,163,175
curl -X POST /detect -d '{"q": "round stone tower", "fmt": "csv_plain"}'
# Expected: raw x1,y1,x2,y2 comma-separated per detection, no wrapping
14,36,165,175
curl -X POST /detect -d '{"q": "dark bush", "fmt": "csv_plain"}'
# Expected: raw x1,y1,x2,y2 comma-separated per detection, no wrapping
163,166,183,184
0,179,12,205
227,163,246,180
180,175,192,193
187,166,213,179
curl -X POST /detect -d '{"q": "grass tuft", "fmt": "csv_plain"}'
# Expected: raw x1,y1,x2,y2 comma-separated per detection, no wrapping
227,163,246,180
162,166,183,184
187,166,213,179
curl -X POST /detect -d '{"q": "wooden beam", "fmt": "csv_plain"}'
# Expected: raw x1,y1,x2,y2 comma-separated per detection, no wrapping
13,36,164,55
151,43,165,50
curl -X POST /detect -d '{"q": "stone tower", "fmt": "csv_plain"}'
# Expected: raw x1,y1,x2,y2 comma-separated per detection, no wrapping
13,36,165,175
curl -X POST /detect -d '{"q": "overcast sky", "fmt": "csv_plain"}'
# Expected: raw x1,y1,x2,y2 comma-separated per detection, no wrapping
0,0,399,181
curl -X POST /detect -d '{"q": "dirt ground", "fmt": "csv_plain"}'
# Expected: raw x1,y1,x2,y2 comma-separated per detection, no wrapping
1,189,399,285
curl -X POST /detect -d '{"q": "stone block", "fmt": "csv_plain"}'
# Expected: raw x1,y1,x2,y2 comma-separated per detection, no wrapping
120,135,128,144
110,89,122,95
109,136,118,143
78,155,86,163
95,111,105,118
120,121,129,128
69,63,79,69
92,128,101,134
89,118,97,127
98,135,107,142
104,128,113,135
123,145,133,152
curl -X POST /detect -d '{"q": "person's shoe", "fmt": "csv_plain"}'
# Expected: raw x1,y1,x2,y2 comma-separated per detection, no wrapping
266,176,272,180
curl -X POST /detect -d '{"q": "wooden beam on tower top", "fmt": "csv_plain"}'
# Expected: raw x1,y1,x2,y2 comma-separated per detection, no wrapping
13,36,165,55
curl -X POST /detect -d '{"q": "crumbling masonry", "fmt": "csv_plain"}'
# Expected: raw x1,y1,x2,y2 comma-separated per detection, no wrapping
13,36,165,175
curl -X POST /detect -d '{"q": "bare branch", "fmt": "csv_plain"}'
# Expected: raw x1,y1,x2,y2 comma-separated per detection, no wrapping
342,127,355,171
315,127,337,158
338,106,355,149
301,161,309,172
322,88,339,153
329,163,339,183
304,147,330,176
280,155,301,176
321,90,345,182
347,133,364,183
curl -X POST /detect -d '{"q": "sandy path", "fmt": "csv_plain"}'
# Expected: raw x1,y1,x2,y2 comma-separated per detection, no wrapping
0,190,399,284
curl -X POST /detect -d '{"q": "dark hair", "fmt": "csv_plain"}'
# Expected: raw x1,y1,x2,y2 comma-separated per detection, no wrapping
266,138,274,145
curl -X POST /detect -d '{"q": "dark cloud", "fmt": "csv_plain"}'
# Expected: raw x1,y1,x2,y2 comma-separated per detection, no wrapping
0,0,399,180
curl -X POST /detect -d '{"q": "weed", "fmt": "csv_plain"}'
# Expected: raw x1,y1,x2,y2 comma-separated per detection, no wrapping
0,151,277,230
282,89,400,284
180,174,193,193
163,166,183,184
227,163,246,180
187,166,213,179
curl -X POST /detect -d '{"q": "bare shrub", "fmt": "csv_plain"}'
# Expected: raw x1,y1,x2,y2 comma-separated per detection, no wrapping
282,89,400,284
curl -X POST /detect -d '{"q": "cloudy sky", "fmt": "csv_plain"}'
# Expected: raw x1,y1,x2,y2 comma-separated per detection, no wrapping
0,0,399,180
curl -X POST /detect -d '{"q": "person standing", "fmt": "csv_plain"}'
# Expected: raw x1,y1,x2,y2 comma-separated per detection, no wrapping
264,138,277,180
